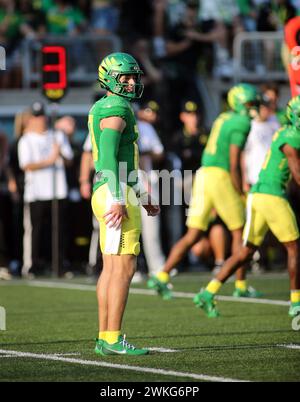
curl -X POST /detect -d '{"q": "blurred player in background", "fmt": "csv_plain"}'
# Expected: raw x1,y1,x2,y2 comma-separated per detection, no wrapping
148,83,261,302
196,95,300,319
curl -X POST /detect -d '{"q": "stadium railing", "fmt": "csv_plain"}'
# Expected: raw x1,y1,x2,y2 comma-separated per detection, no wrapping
232,31,288,83
22,34,122,88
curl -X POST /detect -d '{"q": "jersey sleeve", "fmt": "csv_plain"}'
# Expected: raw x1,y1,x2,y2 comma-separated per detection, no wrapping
284,133,300,150
278,128,300,151
95,96,129,121
230,118,251,149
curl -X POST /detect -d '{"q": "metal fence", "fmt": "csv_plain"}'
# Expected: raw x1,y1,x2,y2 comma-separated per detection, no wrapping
22,34,121,88
233,31,288,82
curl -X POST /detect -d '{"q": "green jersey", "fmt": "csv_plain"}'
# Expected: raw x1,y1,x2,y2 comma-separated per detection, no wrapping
251,125,300,198
202,112,251,171
88,94,139,200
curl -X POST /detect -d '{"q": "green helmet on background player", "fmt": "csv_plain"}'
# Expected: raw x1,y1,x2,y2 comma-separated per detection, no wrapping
98,52,144,100
227,83,259,116
286,95,300,129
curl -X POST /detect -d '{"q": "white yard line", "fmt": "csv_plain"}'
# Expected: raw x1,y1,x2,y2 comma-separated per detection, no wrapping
147,347,179,353
0,349,248,382
277,344,300,350
28,280,289,307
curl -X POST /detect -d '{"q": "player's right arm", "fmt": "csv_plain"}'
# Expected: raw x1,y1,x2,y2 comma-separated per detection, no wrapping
229,117,250,195
283,144,300,185
100,116,128,228
230,144,243,195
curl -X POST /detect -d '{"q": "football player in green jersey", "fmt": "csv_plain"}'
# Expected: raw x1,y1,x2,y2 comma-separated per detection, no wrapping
196,95,300,318
90,53,160,356
148,83,261,306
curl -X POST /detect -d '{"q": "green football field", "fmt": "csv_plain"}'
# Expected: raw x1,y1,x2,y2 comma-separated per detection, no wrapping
0,273,299,382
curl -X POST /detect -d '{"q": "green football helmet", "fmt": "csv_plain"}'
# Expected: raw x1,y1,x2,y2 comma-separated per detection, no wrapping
286,95,300,129
98,52,144,100
227,83,259,116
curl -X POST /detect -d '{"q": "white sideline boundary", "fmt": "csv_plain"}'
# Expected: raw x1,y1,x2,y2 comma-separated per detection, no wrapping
28,280,290,307
277,344,300,350
0,349,248,382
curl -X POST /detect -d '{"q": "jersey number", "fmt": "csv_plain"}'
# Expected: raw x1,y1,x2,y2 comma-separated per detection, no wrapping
205,114,230,155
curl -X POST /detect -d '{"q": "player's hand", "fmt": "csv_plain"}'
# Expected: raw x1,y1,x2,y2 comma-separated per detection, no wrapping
142,195,160,217
103,203,128,229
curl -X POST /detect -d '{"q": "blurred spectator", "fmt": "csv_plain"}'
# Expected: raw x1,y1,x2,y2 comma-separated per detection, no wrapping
79,133,102,276
242,96,280,192
18,0,47,39
6,108,32,276
18,102,73,276
76,0,92,20
136,100,166,279
257,0,296,31
55,116,80,197
131,36,163,102
90,0,120,34
171,100,207,209
0,130,12,280
237,0,259,32
194,0,244,78
0,0,23,87
170,99,211,270
45,0,86,34
155,1,204,133
119,0,153,39
171,100,207,173
152,0,187,58
55,116,84,273
261,82,288,125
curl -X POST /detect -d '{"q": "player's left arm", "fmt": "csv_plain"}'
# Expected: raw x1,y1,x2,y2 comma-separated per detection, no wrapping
283,144,300,185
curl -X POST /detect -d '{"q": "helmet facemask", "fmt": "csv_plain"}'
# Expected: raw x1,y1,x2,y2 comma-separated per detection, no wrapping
109,71,144,99
98,53,144,100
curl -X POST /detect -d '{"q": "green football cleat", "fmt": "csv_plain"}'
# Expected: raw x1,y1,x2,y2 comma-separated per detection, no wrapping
232,286,263,298
100,335,149,356
147,276,173,300
95,338,105,355
288,302,300,318
193,289,220,318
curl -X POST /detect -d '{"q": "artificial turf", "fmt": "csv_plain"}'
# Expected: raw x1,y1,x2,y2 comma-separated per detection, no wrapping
0,273,299,382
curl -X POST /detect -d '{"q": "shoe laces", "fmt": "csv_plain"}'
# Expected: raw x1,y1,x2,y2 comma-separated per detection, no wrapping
120,334,135,350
